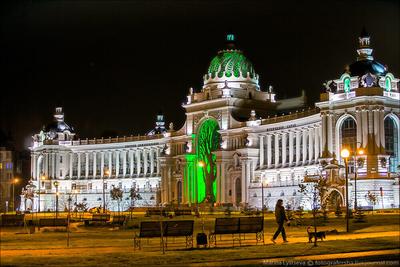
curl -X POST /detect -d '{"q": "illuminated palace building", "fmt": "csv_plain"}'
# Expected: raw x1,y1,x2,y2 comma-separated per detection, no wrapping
21,32,399,212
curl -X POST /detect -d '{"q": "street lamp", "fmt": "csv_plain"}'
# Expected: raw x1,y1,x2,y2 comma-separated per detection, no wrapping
54,181,59,218
38,174,46,213
12,178,19,212
341,148,350,233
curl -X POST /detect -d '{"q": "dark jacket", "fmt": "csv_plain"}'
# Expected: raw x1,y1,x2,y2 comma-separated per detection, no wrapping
275,205,288,223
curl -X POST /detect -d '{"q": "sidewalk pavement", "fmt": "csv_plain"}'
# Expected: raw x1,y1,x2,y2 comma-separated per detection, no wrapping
188,249,400,266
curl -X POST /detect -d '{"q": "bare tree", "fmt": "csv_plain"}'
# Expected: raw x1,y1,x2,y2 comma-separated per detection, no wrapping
110,186,123,214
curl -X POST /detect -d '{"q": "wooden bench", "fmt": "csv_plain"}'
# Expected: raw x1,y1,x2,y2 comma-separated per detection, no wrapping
111,215,126,226
0,214,25,227
146,209,167,217
164,220,194,249
209,217,264,247
174,208,192,216
38,218,68,230
209,217,240,247
84,213,110,226
134,220,194,250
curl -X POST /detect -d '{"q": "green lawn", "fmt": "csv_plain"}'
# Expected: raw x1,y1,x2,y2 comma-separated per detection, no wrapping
1,213,399,266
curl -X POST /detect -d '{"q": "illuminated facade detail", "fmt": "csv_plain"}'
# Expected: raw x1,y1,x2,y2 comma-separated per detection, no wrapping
22,31,399,211
195,119,220,203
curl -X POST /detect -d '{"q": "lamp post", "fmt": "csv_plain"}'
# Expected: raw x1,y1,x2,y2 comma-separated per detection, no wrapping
54,181,59,218
38,174,46,213
12,178,19,212
341,148,350,233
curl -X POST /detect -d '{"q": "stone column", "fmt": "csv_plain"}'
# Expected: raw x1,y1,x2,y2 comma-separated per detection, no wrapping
274,134,280,167
355,109,362,147
308,128,313,163
368,109,374,153
115,151,120,177
122,150,127,177
361,108,368,149
379,108,385,153
267,135,272,168
289,131,294,166
77,153,81,178
282,132,287,167
259,135,265,168
220,162,226,203
69,153,73,178
32,154,37,179
143,150,148,175
321,113,328,156
302,129,308,165
108,151,112,177
150,149,154,174
314,127,320,161
156,148,160,174
51,153,55,178
373,108,380,153
296,130,301,165
241,161,247,204
85,152,89,178
93,152,97,177
327,113,333,154
100,152,104,177
136,150,141,175
129,150,134,177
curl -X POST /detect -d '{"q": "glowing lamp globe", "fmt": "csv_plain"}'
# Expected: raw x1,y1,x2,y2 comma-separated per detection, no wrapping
341,148,350,158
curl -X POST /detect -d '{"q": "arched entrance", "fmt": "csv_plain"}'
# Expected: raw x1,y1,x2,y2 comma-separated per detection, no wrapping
235,178,242,205
177,181,182,205
324,189,344,211
384,115,399,172
196,118,220,203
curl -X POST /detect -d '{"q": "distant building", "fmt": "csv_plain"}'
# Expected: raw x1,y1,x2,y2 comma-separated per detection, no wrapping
21,31,399,212
0,147,14,212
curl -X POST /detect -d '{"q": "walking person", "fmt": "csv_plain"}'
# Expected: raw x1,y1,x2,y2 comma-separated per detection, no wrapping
271,199,289,243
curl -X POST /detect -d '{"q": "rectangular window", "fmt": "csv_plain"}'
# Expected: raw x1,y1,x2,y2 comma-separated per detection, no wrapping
60,156,63,163
88,183,92,190
72,183,76,190
60,170,63,177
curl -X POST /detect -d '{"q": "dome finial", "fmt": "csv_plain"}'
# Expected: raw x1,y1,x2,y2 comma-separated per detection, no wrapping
226,33,236,49
357,28,373,61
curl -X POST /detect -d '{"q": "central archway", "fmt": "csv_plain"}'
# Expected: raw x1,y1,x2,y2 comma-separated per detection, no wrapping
196,118,220,203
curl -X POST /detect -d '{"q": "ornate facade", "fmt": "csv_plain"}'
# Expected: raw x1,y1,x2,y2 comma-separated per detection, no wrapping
21,32,399,212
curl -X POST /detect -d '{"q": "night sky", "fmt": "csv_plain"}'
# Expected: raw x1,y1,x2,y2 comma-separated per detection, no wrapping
1,0,399,151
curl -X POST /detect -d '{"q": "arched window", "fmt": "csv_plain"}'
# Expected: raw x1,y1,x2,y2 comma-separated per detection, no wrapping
344,77,351,93
177,181,182,204
385,117,399,172
385,77,392,92
235,178,242,205
341,117,357,154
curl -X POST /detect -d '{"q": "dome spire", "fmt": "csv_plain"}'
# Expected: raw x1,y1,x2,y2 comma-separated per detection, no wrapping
226,33,236,49
357,27,373,61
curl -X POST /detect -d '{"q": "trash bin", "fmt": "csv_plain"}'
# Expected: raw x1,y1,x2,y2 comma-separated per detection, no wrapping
196,233,207,247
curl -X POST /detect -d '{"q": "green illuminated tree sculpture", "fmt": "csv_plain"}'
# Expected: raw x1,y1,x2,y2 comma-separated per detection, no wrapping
197,119,220,203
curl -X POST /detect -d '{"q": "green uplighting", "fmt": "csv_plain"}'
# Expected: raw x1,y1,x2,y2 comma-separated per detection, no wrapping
196,119,220,203
184,119,220,204
208,50,255,79
227,34,235,42
344,77,351,93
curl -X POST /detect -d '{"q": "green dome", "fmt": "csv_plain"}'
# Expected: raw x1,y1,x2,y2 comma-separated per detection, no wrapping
207,49,256,79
